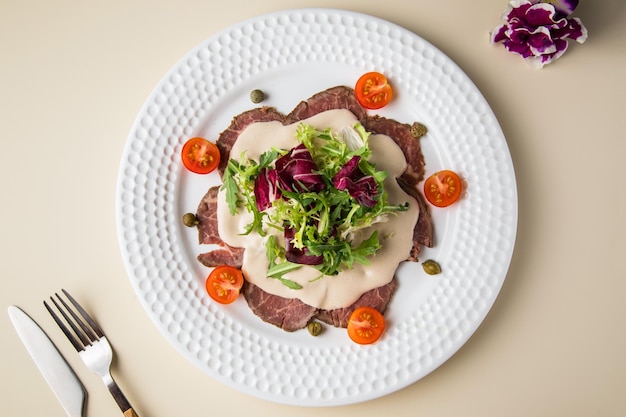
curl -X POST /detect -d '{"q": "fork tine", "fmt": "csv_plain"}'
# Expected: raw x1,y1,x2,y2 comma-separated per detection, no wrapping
53,295,92,347
55,291,98,342
44,291,96,350
62,289,105,339
43,299,83,351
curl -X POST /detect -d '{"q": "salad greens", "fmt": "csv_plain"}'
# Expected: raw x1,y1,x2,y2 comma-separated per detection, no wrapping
221,122,408,284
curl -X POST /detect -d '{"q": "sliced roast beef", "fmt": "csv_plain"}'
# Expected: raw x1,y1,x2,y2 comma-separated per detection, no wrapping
241,281,318,332
196,186,221,245
316,276,398,328
195,186,244,267
197,248,243,269
363,115,426,185
217,106,285,176
283,85,368,124
398,176,434,258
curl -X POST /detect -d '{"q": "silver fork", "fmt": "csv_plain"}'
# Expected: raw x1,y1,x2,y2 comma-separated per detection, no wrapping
44,290,139,417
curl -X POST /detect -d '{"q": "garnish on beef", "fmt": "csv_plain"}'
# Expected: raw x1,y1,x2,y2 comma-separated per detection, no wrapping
253,167,275,212
273,143,325,193
283,226,324,266
332,155,379,208
193,86,433,331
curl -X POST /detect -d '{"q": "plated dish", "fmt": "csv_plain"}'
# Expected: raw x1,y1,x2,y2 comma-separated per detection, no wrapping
116,8,517,406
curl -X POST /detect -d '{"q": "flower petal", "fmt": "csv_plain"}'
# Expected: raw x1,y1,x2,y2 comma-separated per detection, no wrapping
491,24,509,43
525,3,560,26
525,38,568,68
552,17,588,43
509,27,530,44
539,0,579,16
503,39,533,57
527,27,557,54
507,1,534,20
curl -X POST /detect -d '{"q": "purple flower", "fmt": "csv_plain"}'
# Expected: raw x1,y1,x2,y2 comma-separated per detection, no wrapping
490,0,587,68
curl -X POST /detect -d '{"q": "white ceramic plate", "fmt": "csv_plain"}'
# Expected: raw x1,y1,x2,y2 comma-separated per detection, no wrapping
116,8,517,406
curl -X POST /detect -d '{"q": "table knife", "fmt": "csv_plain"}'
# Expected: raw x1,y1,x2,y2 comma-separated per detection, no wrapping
8,305,86,417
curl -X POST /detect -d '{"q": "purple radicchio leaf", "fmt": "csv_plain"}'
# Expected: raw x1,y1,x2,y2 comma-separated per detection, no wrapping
283,226,324,265
254,167,280,212
332,155,379,208
275,144,325,193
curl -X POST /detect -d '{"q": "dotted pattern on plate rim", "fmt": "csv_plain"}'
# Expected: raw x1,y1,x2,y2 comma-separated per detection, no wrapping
116,9,517,406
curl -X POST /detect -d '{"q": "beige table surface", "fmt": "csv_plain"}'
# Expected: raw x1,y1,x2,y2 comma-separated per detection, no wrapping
2,1,625,416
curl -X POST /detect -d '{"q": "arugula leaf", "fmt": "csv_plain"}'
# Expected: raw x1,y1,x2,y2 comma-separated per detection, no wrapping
349,231,381,266
221,159,242,215
265,235,303,289
259,149,280,168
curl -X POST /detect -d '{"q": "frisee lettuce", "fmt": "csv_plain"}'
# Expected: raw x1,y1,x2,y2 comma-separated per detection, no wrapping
222,122,408,284
221,149,281,235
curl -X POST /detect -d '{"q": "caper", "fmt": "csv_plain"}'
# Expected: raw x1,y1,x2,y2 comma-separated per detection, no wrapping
307,321,323,337
182,212,199,227
422,259,442,275
250,89,265,103
410,122,428,138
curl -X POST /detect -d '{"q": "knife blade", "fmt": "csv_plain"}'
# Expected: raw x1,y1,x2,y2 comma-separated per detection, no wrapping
8,305,86,417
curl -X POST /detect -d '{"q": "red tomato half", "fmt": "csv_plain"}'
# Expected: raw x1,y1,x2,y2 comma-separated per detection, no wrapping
205,265,244,304
181,137,220,174
423,170,463,207
347,306,386,345
355,72,393,110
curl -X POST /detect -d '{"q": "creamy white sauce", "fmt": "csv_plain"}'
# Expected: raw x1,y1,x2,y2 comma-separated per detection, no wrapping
217,109,419,310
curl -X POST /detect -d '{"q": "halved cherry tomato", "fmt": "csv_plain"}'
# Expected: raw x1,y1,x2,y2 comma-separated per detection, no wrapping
423,170,463,208
355,72,393,110
205,265,244,304
181,137,220,174
347,306,385,345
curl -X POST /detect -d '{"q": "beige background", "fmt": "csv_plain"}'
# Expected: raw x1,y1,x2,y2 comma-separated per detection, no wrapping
2,1,625,416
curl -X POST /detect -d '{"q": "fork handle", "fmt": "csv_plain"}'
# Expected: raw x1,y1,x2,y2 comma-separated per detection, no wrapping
107,380,138,417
